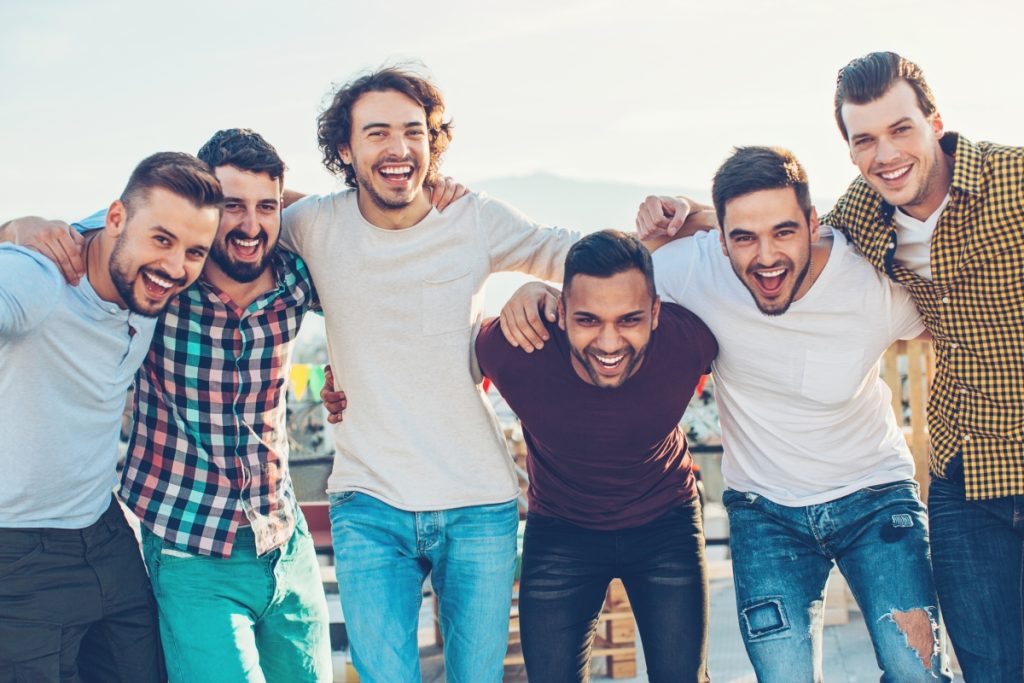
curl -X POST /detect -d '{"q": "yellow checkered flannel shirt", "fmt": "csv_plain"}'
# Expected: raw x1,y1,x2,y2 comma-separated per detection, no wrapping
824,134,1024,500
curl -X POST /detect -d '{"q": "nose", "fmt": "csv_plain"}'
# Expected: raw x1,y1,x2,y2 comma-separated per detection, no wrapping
597,323,622,350
160,248,187,281
241,206,260,235
875,136,900,165
386,134,409,158
756,238,778,265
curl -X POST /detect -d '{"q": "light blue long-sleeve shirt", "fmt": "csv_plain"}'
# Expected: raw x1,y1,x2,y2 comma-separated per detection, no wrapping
0,245,156,528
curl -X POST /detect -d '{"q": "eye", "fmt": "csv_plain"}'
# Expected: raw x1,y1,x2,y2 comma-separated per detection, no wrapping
407,129,425,138
224,202,243,212
619,317,642,327
187,249,207,260
154,235,170,246
258,202,278,212
894,126,911,134
575,318,598,327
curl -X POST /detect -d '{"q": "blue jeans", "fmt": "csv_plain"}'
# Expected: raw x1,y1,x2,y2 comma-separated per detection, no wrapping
928,470,1024,682
140,510,332,683
723,480,952,682
519,503,709,683
329,492,518,683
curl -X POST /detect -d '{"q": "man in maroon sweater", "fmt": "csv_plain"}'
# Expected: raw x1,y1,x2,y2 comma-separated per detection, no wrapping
475,230,717,683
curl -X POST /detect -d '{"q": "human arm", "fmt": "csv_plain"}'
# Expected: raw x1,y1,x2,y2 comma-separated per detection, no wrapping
636,195,718,252
498,281,561,352
0,246,64,335
0,216,86,284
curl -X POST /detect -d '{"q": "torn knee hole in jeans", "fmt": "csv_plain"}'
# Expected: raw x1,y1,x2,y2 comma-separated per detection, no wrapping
881,607,940,670
741,599,788,638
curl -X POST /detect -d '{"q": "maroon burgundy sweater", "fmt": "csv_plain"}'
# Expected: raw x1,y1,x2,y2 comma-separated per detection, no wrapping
476,302,716,530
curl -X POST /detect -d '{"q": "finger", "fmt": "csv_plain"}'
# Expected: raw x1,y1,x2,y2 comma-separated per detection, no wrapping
666,213,687,237
519,306,550,348
499,310,527,351
542,292,558,323
56,234,86,283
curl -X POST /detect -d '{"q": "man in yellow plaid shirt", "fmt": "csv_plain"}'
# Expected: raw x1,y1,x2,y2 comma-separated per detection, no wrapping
825,51,1022,681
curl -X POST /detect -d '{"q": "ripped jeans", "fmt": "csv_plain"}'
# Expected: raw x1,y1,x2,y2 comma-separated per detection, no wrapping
723,480,952,682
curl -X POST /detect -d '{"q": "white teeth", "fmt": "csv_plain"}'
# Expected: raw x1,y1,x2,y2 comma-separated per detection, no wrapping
232,238,259,247
380,165,412,176
880,166,910,180
595,354,624,367
757,269,785,278
144,272,172,289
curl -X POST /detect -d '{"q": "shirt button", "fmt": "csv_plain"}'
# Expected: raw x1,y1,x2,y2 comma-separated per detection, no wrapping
941,296,950,304
960,388,968,394
963,434,972,442
888,242,896,250
950,342,959,349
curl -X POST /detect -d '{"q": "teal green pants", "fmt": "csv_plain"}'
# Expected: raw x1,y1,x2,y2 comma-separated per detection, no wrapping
140,512,332,683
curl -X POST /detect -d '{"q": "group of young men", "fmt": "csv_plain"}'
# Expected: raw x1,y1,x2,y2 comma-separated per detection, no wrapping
0,50,1020,683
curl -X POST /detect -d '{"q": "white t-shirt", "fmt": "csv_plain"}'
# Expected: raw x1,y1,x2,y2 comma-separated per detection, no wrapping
282,190,577,510
891,194,950,279
653,230,924,506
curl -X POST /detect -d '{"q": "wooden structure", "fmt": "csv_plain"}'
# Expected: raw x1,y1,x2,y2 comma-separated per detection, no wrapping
880,339,936,501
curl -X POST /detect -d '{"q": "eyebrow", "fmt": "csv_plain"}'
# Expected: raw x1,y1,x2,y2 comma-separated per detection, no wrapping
361,121,426,132
223,195,279,205
727,220,800,238
572,309,646,320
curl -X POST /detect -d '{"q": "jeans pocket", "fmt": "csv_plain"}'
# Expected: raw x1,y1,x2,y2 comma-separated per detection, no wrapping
0,535,43,581
722,488,759,509
861,479,917,500
328,491,357,509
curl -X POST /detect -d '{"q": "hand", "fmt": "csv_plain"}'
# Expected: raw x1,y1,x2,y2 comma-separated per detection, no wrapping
3,217,85,284
321,365,348,424
499,281,560,353
635,195,691,240
428,176,469,212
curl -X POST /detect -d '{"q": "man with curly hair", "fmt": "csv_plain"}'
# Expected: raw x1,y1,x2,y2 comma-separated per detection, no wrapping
283,67,578,682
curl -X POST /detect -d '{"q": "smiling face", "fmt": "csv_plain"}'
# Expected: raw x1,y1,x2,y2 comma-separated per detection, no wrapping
841,80,951,220
106,187,218,316
559,269,660,389
721,187,819,316
206,165,282,284
339,89,433,227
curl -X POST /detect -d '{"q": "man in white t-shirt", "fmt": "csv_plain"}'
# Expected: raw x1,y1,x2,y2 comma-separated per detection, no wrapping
281,67,578,682
632,147,951,680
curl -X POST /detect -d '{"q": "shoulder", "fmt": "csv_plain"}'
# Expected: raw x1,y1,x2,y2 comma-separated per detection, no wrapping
0,245,66,332
476,315,558,377
656,301,717,361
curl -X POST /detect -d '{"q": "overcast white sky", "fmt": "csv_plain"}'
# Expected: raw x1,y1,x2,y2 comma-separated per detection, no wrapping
2,0,1021,221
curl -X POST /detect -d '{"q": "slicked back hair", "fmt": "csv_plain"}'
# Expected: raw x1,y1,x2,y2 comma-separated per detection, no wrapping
317,66,453,188
712,146,812,227
197,128,286,186
563,230,656,301
834,51,938,140
120,152,223,219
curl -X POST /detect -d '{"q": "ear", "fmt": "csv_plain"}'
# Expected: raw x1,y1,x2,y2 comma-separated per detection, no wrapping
106,200,127,238
808,207,820,242
930,111,944,139
557,298,566,332
651,296,661,331
338,143,353,166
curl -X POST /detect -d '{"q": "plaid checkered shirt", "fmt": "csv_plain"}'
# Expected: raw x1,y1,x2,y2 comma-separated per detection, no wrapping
823,133,1024,500
119,250,319,556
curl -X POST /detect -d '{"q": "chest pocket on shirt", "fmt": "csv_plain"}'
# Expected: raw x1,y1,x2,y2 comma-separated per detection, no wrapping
800,348,867,405
422,271,474,335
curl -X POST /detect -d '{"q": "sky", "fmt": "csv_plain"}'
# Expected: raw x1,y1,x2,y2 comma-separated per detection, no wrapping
1,0,1022,222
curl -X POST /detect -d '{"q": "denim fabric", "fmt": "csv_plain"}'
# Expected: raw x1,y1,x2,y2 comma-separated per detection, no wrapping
928,472,1024,682
140,510,331,683
328,492,518,683
724,481,951,682
518,502,709,683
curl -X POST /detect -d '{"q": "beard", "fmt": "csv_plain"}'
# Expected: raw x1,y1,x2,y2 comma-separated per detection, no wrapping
108,233,185,317
209,230,279,283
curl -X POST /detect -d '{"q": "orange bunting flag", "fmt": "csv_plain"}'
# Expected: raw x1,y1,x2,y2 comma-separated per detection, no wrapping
290,364,311,401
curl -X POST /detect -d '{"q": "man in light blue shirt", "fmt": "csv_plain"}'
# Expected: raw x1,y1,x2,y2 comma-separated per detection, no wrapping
0,152,221,683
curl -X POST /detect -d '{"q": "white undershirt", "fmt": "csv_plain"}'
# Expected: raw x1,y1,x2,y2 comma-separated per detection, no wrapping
891,194,950,279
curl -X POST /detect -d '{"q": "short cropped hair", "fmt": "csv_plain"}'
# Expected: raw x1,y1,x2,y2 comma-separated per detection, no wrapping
834,51,938,140
317,66,453,188
711,146,811,226
120,152,223,218
197,128,286,185
563,230,656,301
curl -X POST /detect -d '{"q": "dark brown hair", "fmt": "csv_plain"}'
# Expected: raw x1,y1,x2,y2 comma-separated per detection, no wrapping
317,66,453,188
563,230,656,301
834,51,938,140
121,151,223,217
712,146,812,226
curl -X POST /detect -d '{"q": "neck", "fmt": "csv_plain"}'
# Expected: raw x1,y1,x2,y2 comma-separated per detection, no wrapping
356,189,433,230
86,231,127,308
901,150,955,222
202,260,276,309
793,235,834,303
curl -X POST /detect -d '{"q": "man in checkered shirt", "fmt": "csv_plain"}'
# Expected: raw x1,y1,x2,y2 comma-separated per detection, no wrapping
825,52,1023,681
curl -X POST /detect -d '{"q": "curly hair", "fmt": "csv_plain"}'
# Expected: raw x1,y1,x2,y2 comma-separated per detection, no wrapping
197,128,286,186
317,66,453,188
